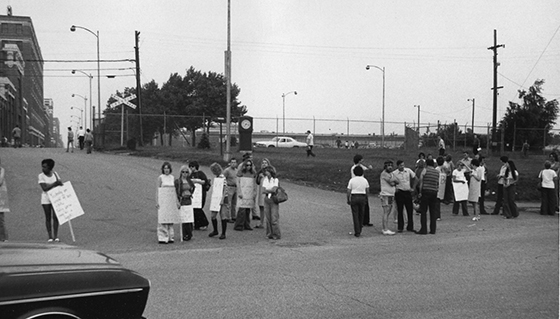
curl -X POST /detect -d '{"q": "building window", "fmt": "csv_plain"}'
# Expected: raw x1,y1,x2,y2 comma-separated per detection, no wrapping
16,24,22,34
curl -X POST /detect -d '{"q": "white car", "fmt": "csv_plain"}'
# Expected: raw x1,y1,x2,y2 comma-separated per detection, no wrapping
254,136,308,148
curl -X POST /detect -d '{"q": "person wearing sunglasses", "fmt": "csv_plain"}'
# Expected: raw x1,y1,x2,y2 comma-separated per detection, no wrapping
175,165,195,241
234,159,257,231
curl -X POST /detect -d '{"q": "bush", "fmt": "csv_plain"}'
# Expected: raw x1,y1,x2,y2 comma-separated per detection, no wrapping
126,138,137,150
197,133,211,149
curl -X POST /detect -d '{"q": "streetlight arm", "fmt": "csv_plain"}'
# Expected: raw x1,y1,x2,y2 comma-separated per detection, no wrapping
70,25,98,39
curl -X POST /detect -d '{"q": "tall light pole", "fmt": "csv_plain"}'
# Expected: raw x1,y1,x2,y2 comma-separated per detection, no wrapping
71,70,92,129
414,105,420,131
366,65,385,147
70,25,100,132
468,98,475,133
71,105,84,128
224,0,232,161
281,91,297,136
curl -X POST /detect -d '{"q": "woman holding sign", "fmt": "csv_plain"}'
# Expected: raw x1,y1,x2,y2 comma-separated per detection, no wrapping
175,165,196,241
38,159,63,242
188,161,210,230
156,162,179,244
208,163,229,239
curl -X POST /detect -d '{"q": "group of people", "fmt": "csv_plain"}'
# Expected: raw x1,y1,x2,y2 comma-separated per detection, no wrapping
67,126,94,153
346,148,529,238
155,155,282,243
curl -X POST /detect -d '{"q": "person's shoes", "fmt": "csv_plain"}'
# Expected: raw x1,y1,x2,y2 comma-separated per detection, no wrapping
200,226,208,230
364,223,373,227
47,238,53,243
158,241,167,244
382,230,396,236
436,218,441,221
415,231,428,235
244,226,253,231
397,229,403,233
354,233,361,237
472,216,480,221
183,236,192,241
503,216,512,219
234,227,243,231
54,238,60,242
168,240,174,244
208,231,219,237
252,216,261,220
406,228,415,232
268,236,274,239
429,231,436,234
255,225,263,228
219,234,226,239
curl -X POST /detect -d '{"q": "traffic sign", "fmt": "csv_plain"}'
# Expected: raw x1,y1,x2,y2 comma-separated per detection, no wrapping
110,94,137,109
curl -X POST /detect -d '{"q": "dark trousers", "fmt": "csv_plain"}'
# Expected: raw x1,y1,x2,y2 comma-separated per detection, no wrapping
492,184,504,214
443,176,454,204
350,194,366,236
306,145,316,157
541,188,557,215
418,191,438,234
395,190,414,231
479,180,487,214
234,208,252,230
503,185,518,218
78,136,85,150
182,223,193,239
453,200,468,215
362,198,371,226
194,208,209,229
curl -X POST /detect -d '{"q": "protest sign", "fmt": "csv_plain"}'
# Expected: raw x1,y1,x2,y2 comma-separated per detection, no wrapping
209,177,225,212
158,187,180,223
192,184,203,209
0,182,10,213
48,181,84,225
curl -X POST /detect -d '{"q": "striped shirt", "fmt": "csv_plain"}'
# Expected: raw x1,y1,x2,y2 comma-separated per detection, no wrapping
420,167,439,193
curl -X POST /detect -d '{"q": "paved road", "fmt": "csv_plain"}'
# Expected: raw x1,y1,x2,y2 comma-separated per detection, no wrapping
2,147,558,319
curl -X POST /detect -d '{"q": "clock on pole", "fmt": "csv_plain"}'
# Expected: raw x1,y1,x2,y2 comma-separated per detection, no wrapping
238,116,253,153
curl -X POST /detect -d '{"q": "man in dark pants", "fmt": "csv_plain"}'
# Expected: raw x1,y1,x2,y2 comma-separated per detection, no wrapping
492,156,509,215
351,154,374,226
478,155,489,215
416,159,439,234
394,160,416,232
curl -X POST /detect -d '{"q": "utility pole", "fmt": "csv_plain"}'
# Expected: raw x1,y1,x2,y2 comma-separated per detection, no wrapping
224,0,232,161
488,29,504,152
468,98,475,133
135,31,143,146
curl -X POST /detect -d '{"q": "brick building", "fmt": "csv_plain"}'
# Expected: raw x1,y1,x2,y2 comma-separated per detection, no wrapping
0,7,49,146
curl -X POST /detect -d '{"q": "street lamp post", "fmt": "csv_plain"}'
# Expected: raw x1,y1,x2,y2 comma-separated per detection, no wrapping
414,105,420,131
467,98,475,133
281,91,297,136
72,70,93,130
71,106,84,128
70,25,100,131
366,65,385,148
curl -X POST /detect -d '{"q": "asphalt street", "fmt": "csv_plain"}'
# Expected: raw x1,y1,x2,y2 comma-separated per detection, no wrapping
1,147,558,319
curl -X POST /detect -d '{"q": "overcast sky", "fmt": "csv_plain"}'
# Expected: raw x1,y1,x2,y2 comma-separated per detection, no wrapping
6,0,560,136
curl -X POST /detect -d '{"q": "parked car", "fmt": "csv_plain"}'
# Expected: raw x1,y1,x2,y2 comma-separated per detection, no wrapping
254,136,308,148
0,242,150,319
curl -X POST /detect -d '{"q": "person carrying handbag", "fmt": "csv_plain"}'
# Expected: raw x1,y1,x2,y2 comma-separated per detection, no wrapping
261,166,281,240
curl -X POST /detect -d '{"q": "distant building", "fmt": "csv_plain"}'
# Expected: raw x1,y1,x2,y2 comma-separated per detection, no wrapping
0,6,47,146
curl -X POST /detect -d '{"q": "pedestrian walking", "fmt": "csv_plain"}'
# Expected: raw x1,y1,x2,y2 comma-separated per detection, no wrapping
11,125,21,148
539,161,557,216
38,159,63,242
77,126,85,150
306,130,316,157
66,127,74,153
84,129,93,154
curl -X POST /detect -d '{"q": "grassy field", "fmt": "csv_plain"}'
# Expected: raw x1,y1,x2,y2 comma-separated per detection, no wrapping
127,145,548,202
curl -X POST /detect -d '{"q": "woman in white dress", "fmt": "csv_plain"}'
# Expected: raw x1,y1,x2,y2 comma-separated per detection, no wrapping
468,158,482,221
156,162,178,244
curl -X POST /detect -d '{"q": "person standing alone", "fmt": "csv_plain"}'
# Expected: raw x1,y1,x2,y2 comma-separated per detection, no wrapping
11,125,21,148
306,130,316,157
66,127,74,153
